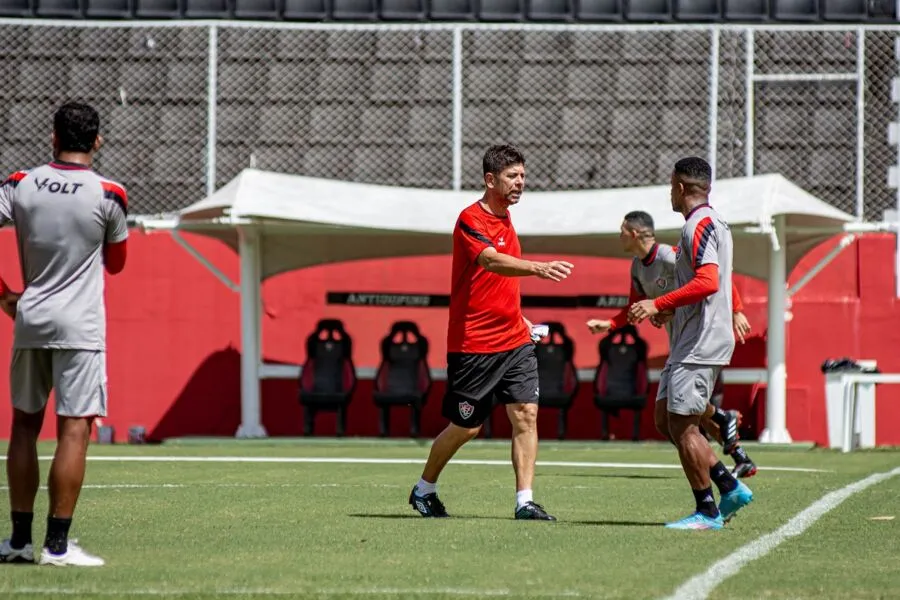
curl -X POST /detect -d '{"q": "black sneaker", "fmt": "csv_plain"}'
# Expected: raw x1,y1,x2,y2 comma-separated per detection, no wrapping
722,409,742,455
514,501,557,521
733,460,758,479
409,487,449,518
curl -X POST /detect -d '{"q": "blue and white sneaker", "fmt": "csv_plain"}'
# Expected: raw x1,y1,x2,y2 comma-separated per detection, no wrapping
719,480,754,523
665,512,724,530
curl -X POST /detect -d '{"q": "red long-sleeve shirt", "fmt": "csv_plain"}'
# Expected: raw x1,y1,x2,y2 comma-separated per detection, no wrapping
103,239,127,275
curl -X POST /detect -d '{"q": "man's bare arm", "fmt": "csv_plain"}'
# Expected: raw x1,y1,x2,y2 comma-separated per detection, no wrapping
477,247,573,282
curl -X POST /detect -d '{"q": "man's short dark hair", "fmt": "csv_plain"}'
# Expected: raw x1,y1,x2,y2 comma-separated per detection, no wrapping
483,144,525,176
623,210,655,233
673,156,712,190
54,102,100,154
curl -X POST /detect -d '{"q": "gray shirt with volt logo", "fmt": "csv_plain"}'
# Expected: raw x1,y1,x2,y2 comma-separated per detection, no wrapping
0,162,128,350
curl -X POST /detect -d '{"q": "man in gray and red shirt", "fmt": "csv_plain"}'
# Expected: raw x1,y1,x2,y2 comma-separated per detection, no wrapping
587,210,758,479
629,157,754,531
0,102,127,567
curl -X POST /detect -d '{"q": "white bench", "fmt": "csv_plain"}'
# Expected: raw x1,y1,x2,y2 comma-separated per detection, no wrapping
837,373,900,453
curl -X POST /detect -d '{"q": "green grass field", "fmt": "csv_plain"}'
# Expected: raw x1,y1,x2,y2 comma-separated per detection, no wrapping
0,438,897,600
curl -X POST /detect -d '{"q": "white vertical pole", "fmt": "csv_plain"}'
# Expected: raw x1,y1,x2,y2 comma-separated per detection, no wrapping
206,25,218,198
895,208,900,299
744,28,755,177
895,39,900,298
237,227,267,438
855,28,866,220
760,214,792,444
708,27,720,181
451,26,464,191
256,244,264,393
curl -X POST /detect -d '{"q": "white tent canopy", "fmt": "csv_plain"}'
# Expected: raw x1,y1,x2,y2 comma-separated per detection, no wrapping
138,169,871,443
167,168,855,281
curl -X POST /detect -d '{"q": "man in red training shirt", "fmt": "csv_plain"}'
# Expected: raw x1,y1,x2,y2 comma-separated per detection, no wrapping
409,145,573,521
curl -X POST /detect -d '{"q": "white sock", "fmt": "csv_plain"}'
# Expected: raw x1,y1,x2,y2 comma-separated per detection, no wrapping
415,478,436,496
516,489,533,509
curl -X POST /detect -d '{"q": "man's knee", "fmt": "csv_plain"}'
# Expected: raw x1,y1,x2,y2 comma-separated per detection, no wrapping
507,402,538,432
654,401,669,438
11,409,43,440
446,421,482,441
56,416,94,446
667,412,700,444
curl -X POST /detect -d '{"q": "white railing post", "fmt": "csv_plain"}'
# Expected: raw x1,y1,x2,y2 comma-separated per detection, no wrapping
708,27,720,181
206,24,219,198
744,27,755,177
451,26,463,191
855,28,866,220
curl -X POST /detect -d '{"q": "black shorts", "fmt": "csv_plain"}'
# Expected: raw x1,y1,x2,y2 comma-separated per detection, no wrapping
441,342,539,428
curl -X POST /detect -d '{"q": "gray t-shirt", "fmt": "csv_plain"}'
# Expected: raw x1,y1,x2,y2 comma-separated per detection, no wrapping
631,243,679,301
669,204,735,366
630,243,679,338
0,162,128,350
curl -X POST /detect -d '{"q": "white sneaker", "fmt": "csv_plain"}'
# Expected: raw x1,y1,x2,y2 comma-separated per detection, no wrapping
39,540,104,567
0,538,35,563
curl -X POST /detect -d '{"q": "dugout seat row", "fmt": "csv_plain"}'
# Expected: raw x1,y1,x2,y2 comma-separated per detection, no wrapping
297,318,650,440
298,319,431,437
0,0,893,21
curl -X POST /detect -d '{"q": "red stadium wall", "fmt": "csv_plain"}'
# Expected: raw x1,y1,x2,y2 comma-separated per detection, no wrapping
0,229,898,446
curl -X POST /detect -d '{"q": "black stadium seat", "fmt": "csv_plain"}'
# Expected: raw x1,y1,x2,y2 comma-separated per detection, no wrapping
298,319,357,436
593,324,649,441
372,321,432,437
534,322,580,439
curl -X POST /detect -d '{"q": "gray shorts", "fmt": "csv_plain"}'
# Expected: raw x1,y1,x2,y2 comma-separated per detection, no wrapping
657,362,722,416
11,349,108,418
656,362,671,403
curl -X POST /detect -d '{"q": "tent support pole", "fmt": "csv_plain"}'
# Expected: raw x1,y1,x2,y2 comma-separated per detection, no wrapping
171,230,239,292
760,214,792,444
237,226,267,438
787,233,857,298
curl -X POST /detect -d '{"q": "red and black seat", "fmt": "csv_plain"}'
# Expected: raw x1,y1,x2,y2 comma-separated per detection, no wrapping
372,321,432,437
298,319,357,436
534,322,580,439
593,324,649,441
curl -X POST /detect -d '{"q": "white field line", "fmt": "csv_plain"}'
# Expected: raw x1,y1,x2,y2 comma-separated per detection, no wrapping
661,466,900,600
0,455,831,473
0,482,404,490
0,482,657,491
6,587,586,597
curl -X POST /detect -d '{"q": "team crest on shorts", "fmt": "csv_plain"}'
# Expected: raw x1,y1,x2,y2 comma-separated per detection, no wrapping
459,401,475,420
656,277,668,289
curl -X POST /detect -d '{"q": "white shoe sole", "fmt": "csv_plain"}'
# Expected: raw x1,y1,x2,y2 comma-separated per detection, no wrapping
39,549,105,567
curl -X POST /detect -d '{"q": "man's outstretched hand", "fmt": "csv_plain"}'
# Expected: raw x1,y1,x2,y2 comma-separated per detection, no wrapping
534,261,574,282
586,319,612,335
